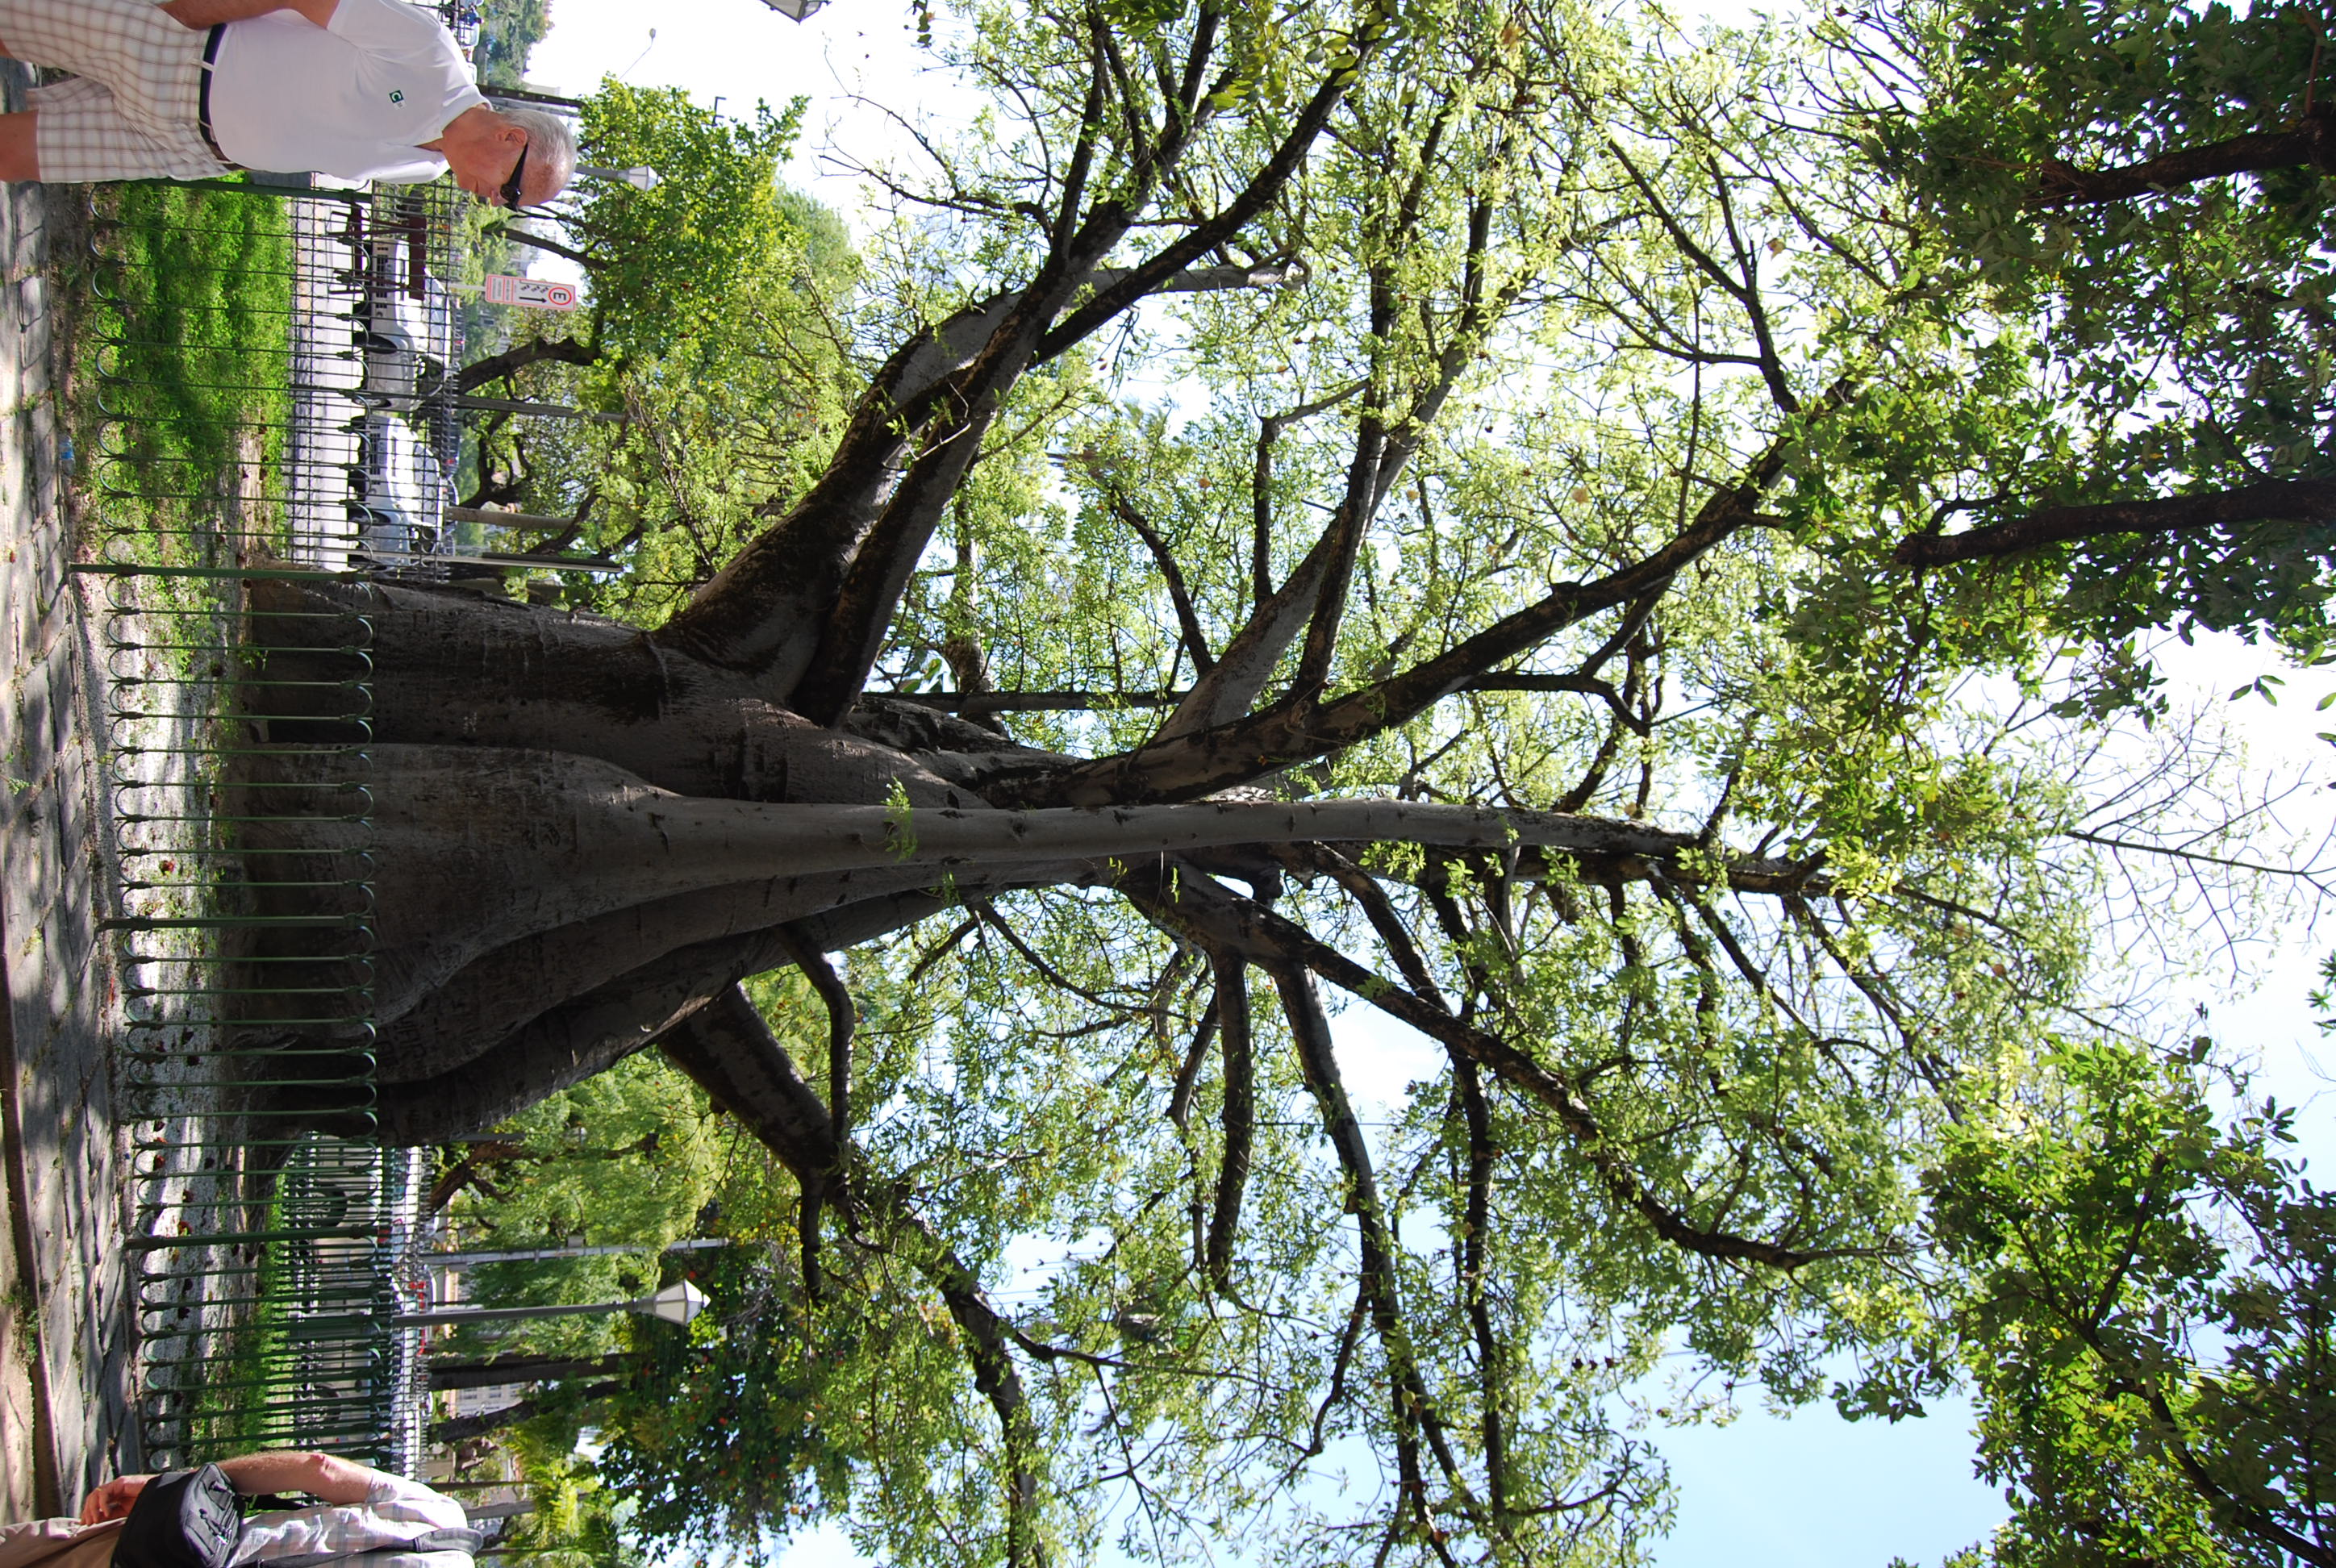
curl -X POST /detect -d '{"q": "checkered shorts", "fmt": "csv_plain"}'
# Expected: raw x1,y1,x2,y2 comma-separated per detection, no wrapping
0,0,227,181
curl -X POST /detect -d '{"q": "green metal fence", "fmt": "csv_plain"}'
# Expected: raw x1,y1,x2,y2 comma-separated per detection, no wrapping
73,178,457,1470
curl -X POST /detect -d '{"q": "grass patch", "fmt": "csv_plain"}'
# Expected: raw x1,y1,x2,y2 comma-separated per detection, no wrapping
74,181,296,581
60,184,305,961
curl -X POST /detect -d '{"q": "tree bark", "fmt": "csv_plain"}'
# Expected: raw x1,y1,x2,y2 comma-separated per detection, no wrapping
375,927,793,1144
269,729,1733,1020
1203,953,1253,1293
372,869,952,1074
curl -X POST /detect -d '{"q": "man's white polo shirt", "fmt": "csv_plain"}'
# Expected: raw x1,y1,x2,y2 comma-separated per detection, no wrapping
206,0,487,181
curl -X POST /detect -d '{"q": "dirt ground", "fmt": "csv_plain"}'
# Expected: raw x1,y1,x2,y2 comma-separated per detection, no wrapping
0,59,142,1520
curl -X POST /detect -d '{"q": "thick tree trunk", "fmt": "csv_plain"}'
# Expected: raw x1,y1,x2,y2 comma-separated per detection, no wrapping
428,1382,622,1445
375,870,965,1079
247,582,980,806
373,864,1108,1140
375,926,792,1144
232,419,1792,1140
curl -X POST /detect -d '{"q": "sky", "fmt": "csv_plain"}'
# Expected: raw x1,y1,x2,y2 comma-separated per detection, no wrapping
515,5,2336,1565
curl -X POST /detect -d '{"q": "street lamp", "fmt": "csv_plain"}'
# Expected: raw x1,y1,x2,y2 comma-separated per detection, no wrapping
574,165,661,190
759,0,827,19
395,1278,707,1328
421,1237,731,1268
640,1279,709,1324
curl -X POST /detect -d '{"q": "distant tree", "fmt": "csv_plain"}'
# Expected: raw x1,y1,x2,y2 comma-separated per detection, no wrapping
590,1245,865,1549
469,0,551,90
569,84,813,353
485,83,812,355
435,1052,724,1361
484,1424,650,1568
1926,1041,2334,1566
461,84,855,624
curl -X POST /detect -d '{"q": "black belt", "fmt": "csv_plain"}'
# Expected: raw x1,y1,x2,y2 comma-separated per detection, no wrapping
195,24,245,171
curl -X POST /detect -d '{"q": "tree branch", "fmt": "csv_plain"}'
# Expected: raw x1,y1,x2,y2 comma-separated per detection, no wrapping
1893,478,2336,566
883,672,1648,714
1203,952,1254,1293
1108,491,1216,676
1129,868,1848,1271
1031,18,1395,364
1454,1053,1509,1536
455,334,600,394
490,225,600,271
1000,414,1815,806
770,928,855,1151
1270,963,1481,1532
2026,106,2336,206
660,988,1047,1565
659,258,1304,690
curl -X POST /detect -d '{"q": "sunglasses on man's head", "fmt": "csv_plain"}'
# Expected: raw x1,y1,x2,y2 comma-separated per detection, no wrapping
499,139,531,209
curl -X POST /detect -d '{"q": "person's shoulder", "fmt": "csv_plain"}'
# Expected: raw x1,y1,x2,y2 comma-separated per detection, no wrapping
327,0,464,55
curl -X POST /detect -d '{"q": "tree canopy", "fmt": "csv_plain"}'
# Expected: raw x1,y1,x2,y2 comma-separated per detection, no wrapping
244,0,2336,1563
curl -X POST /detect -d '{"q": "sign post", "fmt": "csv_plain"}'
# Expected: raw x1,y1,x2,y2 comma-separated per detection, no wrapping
480,273,581,311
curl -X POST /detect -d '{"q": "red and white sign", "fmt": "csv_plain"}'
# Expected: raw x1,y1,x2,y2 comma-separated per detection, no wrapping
482,273,581,311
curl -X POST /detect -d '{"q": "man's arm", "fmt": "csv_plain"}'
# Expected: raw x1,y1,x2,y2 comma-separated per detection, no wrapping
158,0,338,30
80,1451,382,1524
213,1452,377,1505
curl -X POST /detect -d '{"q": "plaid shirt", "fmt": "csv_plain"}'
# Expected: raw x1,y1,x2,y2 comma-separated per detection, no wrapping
230,1471,471,1568
0,0,224,181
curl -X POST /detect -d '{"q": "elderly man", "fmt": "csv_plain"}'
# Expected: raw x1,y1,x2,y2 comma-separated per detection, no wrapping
0,0,573,203
0,1450,476,1568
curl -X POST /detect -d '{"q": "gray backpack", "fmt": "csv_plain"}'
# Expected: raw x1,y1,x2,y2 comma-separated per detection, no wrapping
112,1468,243,1568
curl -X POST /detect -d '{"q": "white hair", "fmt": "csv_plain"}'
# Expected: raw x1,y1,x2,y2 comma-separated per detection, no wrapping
499,106,578,202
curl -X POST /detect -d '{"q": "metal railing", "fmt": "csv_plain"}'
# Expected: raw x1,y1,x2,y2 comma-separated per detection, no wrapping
74,175,464,1467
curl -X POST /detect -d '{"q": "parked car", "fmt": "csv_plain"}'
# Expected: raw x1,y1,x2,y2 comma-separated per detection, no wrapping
348,226,453,401
348,411,446,567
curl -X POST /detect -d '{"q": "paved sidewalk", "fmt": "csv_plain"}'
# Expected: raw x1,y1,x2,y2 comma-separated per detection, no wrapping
0,60,141,1518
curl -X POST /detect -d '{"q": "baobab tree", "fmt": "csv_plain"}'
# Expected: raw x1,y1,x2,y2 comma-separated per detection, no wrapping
232,0,2325,1561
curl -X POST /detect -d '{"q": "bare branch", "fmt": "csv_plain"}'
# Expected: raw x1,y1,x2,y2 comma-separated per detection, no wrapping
1108,491,1217,677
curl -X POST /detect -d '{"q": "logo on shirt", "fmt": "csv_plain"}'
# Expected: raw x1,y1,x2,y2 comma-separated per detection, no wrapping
389,89,406,103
